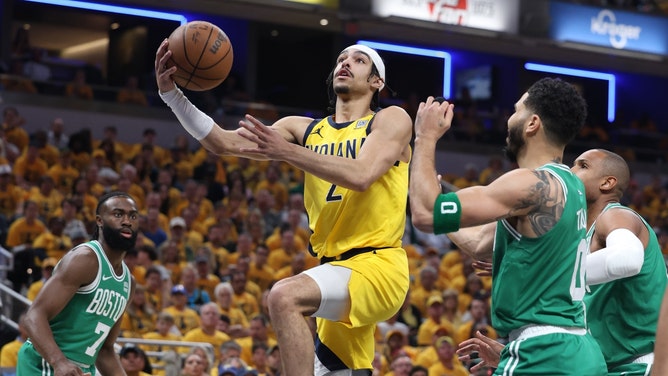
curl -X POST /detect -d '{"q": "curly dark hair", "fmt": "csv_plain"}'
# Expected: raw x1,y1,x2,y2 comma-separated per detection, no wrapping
524,77,587,145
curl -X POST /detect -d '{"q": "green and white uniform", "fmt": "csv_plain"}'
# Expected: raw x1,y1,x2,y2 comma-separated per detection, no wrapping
585,203,667,376
17,240,131,375
491,163,607,375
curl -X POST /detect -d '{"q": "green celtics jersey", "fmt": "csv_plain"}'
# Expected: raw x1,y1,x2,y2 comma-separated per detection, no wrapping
492,164,588,337
49,240,131,366
584,203,667,368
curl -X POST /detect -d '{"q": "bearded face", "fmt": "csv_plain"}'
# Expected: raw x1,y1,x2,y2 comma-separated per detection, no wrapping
503,124,525,164
102,222,137,251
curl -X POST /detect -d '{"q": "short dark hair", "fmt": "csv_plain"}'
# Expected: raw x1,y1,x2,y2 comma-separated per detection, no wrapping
524,77,587,146
92,191,135,240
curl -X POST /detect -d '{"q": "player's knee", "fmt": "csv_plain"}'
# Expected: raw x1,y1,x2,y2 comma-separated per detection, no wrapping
268,276,319,316
267,278,297,314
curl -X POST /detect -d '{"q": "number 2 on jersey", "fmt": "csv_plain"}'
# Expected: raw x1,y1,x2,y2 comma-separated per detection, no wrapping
326,184,342,202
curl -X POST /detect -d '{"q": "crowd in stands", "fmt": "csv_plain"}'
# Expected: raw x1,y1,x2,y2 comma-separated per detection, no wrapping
1,98,668,375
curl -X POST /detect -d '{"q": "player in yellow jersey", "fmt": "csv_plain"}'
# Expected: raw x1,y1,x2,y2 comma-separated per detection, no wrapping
156,41,412,376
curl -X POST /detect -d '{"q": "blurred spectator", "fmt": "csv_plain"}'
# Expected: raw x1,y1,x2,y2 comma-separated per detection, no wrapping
387,354,413,376
46,117,70,151
65,69,94,100
234,314,277,367
0,164,25,221
120,284,157,338
454,297,497,346
6,200,46,291
478,156,505,185
59,198,87,240
2,107,29,153
180,264,211,312
417,295,454,347
397,291,423,347
181,351,207,376
182,302,230,364
26,257,57,300
47,149,79,195
452,163,480,190
29,175,62,221
1,60,38,94
194,249,221,298
32,216,70,260
119,343,152,376
427,336,468,376
117,75,148,106
214,282,250,338
0,312,27,374
410,266,441,317
142,311,182,372
230,270,260,319
163,284,201,335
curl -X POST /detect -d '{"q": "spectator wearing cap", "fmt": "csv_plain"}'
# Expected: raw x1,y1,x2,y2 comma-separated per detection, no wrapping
120,284,156,338
410,266,441,318
32,216,71,260
376,310,410,348
179,264,211,311
13,138,48,187
381,330,417,374
0,164,24,221
414,325,456,369
119,343,152,376
167,216,189,261
182,302,230,368
454,296,496,347
427,336,468,376
417,295,454,347
26,257,58,300
163,284,200,335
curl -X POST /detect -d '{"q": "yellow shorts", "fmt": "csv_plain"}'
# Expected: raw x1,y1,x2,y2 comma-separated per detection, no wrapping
315,247,409,372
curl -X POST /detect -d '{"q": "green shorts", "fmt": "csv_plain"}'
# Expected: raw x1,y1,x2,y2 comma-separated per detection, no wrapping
17,341,96,376
494,331,607,376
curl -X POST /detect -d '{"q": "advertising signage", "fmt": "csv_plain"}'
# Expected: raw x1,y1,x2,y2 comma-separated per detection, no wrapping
549,1,668,55
371,0,519,34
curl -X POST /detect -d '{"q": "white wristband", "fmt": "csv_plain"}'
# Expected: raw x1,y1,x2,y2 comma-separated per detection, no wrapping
586,228,644,285
159,87,214,140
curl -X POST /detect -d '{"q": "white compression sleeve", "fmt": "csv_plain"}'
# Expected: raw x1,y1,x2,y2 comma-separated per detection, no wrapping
586,228,645,285
159,88,214,140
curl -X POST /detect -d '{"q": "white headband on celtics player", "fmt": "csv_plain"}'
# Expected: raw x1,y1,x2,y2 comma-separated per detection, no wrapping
342,44,386,91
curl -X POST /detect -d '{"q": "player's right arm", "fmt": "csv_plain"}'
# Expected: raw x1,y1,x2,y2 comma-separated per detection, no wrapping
154,40,304,158
23,247,98,376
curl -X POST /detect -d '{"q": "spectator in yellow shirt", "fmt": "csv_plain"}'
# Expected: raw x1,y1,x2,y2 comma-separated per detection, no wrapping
26,257,58,300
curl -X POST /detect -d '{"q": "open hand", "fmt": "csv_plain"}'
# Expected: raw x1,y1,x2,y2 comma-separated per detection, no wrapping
414,96,455,140
155,39,177,93
238,115,292,160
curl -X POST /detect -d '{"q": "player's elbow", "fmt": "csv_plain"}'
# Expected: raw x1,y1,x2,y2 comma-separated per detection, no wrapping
411,208,434,233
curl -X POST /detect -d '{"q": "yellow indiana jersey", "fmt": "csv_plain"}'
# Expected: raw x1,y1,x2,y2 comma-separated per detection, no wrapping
302,114,409,259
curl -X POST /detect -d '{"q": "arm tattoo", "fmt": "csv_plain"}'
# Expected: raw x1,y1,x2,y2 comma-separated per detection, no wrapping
513,170,564,236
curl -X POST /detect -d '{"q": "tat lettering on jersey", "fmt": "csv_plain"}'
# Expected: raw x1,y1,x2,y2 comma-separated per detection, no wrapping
305,137,366,159
85,288,128,322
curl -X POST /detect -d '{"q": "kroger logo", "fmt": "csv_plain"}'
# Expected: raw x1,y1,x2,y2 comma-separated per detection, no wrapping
590,10,642,49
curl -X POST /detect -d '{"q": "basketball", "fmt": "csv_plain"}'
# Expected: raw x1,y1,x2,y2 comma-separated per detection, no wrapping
167,21,233,91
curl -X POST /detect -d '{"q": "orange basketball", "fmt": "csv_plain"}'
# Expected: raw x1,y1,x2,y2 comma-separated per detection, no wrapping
167,21,233,91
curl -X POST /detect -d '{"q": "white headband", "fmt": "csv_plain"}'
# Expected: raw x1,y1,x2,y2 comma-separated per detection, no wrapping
343,44,385,91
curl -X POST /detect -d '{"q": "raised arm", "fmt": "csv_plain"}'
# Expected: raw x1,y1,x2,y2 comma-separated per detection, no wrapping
154,39,301,158
24,248,98,375
238,105,413,191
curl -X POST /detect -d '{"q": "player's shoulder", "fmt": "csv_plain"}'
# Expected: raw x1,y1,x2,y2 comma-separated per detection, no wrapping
374,105,410,122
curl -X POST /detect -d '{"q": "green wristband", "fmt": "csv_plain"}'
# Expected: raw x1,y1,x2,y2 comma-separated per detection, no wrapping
433,192,462,234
